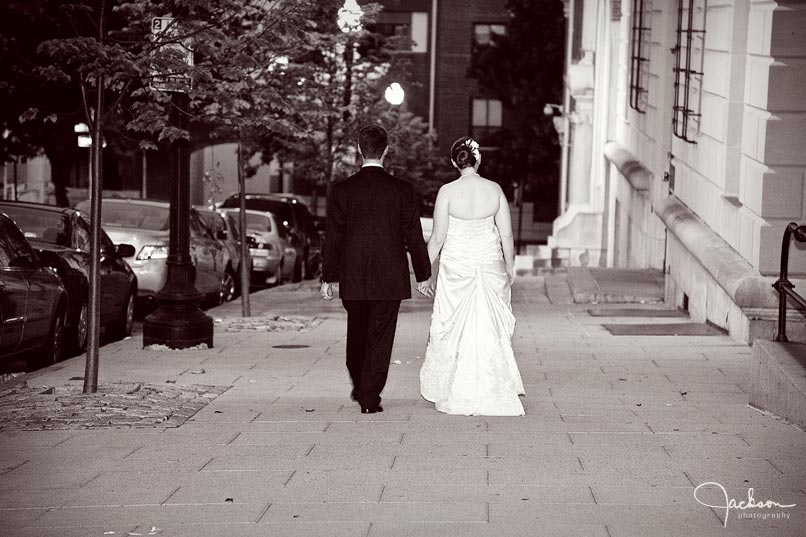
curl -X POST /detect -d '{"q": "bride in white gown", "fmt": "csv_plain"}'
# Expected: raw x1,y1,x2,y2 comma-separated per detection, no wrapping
419,137,525,416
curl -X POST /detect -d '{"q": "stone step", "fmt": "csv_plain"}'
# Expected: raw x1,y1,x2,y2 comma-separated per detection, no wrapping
566,267,665,304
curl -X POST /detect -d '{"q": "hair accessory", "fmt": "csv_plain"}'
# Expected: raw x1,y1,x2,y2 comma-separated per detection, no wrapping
462,137,481,162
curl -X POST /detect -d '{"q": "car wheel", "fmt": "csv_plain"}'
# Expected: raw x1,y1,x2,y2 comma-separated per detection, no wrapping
109,290,135,341
275,260,284,287
220,270,237,304
292,255,304,283
69,301,88,354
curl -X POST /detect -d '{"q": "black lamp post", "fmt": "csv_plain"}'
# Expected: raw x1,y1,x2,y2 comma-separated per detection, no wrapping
143,17,213,349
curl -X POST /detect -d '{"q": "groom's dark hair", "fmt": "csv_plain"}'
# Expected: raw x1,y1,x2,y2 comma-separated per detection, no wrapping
358,125,388,159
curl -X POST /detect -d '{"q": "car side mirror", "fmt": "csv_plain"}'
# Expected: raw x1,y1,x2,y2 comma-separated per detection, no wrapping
116,243,136,258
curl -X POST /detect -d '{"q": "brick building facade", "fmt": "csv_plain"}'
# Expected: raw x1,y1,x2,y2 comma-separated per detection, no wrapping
375,0,510,155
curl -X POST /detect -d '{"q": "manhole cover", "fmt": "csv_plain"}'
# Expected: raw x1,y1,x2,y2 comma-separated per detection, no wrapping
588,308,686,318
272,345,311,349
602,323,723,336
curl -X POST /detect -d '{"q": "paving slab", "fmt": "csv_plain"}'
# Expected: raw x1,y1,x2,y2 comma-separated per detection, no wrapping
1,276,804,536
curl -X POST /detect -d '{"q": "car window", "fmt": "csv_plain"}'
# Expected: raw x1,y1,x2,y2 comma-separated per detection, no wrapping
0,230,11,267
0,215,37,268
190,211,214,240
201,212,225,238
222,197,293,226
0,206,70,247
77,213,117,255
72,216,91,253
225,213,240,241
84,201,170,231
244,213,271,233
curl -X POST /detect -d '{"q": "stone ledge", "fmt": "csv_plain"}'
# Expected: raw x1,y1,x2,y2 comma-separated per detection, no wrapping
603,140,650,192
655,195,778,309
749,340,806,430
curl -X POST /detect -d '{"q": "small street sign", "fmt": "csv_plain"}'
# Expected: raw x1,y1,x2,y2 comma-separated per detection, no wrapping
150,17,193,93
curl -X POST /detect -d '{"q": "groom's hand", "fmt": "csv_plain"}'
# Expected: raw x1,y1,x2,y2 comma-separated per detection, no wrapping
320,282,333,300
417,279,434,298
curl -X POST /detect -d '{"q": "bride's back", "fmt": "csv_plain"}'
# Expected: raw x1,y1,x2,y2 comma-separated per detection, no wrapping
446,175,501,220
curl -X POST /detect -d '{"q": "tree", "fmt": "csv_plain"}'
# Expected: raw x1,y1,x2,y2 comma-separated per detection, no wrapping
468,0,565,221
0,0,318,205
249,1,442,211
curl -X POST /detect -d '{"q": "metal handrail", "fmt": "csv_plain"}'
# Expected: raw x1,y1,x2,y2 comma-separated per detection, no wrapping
772,222,806,342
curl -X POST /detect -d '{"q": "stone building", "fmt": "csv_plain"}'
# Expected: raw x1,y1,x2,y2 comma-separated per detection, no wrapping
551,0,806,341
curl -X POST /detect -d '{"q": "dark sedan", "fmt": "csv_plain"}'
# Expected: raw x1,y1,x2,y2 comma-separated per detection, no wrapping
0,212,68,367
0,202,137,355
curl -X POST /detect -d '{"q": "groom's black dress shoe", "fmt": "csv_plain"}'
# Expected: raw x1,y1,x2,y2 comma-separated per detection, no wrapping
361,405,383,414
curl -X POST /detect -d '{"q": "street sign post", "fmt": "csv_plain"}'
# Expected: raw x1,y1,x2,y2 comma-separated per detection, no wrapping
150,17,193,93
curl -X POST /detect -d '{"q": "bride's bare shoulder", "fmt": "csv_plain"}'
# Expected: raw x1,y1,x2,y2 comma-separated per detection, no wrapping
478,176,504,192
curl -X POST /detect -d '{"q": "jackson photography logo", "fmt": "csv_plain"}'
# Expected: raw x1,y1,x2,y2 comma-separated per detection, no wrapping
694,482,797,527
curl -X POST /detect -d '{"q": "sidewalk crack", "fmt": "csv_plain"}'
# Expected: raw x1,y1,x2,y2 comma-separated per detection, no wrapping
54,434,76,447
225,432,240,445
1,460,28,474
123,447,142,460
390,456,397,470
305,445,315,457
378,484,386,502
588,486,598,504
766,458,785,475
255,502,272,523
577,456,585,471
161,486,181,505
198,457,214,472
284,470,297,486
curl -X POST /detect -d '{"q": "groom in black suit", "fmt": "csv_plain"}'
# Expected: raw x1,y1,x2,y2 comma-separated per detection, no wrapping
320,125,432,414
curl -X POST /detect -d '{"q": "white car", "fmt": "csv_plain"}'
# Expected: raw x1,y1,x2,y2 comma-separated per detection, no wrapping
224,209,296,287
77,199,231,307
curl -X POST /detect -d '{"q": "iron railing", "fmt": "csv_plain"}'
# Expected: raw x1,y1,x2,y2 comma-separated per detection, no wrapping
772,222,806,342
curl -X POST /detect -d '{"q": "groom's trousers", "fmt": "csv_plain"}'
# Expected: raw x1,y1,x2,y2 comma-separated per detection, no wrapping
342,300,401,408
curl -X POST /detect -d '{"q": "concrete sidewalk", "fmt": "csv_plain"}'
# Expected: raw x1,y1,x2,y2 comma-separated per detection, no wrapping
1,277,804,536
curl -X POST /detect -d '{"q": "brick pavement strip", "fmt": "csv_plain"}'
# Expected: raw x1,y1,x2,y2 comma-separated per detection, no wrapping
0,382,229,430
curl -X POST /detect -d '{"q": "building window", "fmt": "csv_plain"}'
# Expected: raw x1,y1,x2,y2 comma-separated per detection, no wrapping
473,23,506,46
368,12,428,53
672,0,706,144
472,98,503,145
629,0,651,113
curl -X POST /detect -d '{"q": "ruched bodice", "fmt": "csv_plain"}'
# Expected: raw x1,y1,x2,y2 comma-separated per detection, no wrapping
441,215,502,265
420,214,525,416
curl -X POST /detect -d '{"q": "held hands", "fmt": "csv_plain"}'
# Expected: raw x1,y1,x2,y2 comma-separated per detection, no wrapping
417,278,434,298
320,282,333,300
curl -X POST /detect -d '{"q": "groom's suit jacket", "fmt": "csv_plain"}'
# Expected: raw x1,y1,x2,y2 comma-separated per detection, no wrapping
322,165,431,301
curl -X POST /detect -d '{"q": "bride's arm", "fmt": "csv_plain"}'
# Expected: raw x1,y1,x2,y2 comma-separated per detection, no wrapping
427,185,449,266
494,187,515,282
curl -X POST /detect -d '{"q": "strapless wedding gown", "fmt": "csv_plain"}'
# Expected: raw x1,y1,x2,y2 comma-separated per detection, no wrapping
420,215,525,416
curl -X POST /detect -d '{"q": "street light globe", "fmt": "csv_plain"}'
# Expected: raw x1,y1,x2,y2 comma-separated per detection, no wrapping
384,82,405,106
337,0,363,33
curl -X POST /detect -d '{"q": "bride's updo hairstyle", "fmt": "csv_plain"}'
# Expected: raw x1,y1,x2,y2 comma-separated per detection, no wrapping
450,136,482,169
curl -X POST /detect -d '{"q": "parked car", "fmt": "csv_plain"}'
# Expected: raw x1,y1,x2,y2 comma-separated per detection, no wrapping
219,193,321,281
76,199,229,308
224,209,295,287
0,212,68,366
195,206,252,301
0,201,137,354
